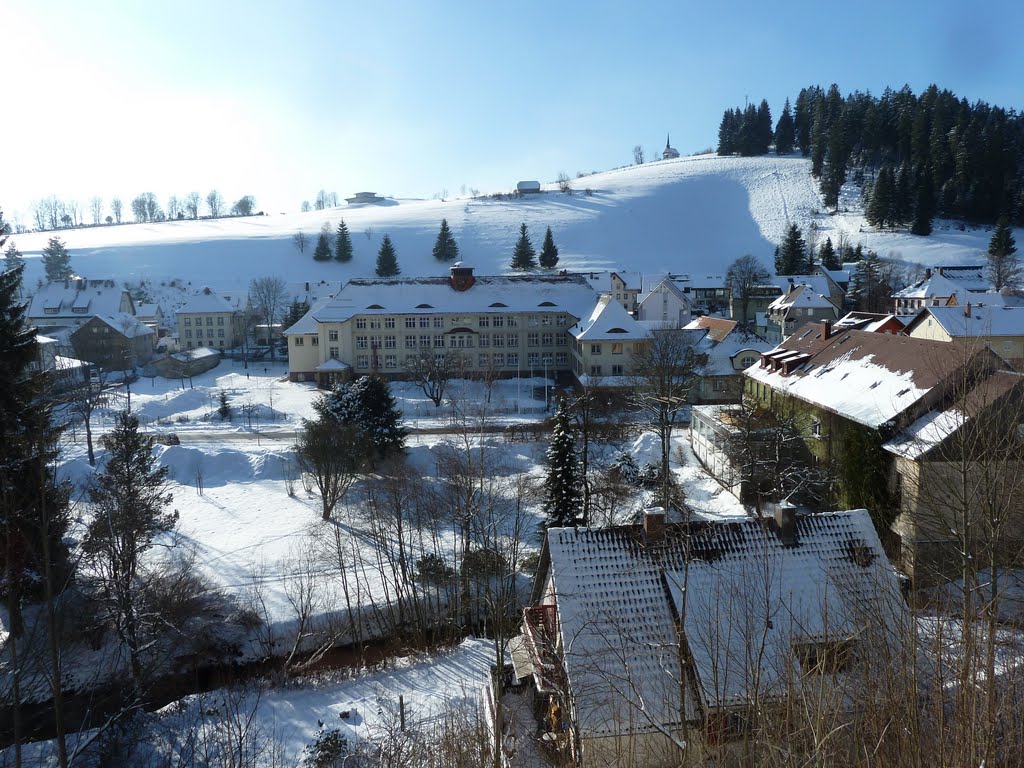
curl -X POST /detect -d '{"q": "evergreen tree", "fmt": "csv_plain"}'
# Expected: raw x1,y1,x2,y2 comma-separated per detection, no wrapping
717,109,739,155
756,99,773,154
431,218,459,262
84,410,176,687
821,122,848,210
334,219,353,263
865,166,895,228
510,223,537,270
41,236,72,282
986,219,1021,291
314,376,407,464
774,223,808,274
313,232,332,261
3,241,24,294
543,399,581,528
848,250,888,312
774,98,795,154
283,299,311,330
819,237,840,270
375,234,400,277
539,226,559,269
893,162,914,226
217,390,232,421
911,170,936,236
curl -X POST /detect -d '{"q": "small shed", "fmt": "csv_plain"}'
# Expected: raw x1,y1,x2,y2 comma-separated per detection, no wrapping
516,180,541,194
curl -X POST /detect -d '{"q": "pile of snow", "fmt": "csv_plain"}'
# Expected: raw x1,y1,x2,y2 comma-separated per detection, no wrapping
155,445,295,486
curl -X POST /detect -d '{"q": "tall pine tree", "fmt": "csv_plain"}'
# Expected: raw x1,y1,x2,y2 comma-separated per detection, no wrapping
41,236,72,282
543,399,581,528
431,218,459,262
911,170,936,236
313,232,332,261
819,237,840,270
774,98,795,154
376,234,400,277
986,219,1020,291
865,166,895,228
334,219,353,262
539,226,559,269
510,223,537,270
774,223,809,274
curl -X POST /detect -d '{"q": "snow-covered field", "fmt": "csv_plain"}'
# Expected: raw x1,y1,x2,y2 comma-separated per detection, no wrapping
11,154,1016,306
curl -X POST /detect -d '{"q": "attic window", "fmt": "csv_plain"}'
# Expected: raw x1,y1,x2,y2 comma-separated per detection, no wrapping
607,327,629,334
489,302,507,308
538,301,556,307
794,640,857,674
415,303,434,309
896,387,911,397
366,304,385,310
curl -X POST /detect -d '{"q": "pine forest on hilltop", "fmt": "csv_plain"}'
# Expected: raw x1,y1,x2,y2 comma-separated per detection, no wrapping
718,84,1024,230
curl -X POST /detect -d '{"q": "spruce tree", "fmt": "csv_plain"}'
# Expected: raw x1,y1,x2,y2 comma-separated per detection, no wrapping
543,399,581,528
539,226,559,269
314,377,406,464
431,218,459,262
774,223,808,274
510,223,537,270
84,410,176,688
774,98,795,155
375,234,400,277
334,219,353,263
819,237,840,270
313,232,332,261
911,171,936,236
41,236,72,282
3,241,24,294
283,299,311,330
756,99,773,154
986,219,1021,291
865,166,895,228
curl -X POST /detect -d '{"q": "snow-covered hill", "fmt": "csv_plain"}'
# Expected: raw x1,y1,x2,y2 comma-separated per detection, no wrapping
10,154,1017,295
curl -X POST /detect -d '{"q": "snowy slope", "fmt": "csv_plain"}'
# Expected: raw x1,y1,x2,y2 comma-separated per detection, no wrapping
11,154,1017,294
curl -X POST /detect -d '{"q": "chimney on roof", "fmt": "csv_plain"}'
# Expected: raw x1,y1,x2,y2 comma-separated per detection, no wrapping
449,265,475,292
822,319,832,340
643,507,666,542
964,302,971,317
773,500,798,546
925,268,932,280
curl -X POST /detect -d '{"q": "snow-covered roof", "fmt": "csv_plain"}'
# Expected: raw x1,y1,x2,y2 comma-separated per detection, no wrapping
894,268,991,301
135,303,162,318
89,313,155,339
579,270,643,293
316,358,352,371
686,317,771,375
312,273,598,324
171,347,219,361
768,283,840,312
639,276,691,305
176,287,244,314
54,355,87,371
834,312,904,334
773,274,836,298
910,305,1024,338
882,409,964,460
570,294,651,341
27,278,131,321
285,295,334,336
540,510,905,733
745,325,984,429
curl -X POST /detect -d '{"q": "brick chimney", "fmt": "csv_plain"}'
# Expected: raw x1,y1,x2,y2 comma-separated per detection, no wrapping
822,319,832,340
643,507,666,542
964,302,971,318
449,265,475,292
774,500,798,547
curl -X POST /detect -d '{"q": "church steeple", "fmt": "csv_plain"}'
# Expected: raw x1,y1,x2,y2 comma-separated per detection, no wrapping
665,133,671,149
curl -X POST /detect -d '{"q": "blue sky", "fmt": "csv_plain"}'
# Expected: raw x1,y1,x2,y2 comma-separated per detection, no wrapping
4,0,1023,223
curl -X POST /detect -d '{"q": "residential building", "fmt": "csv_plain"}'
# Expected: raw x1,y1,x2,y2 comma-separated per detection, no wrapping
134,303,165,335
569,294,651,385
638,277,692,327
516,181,542,194
70,314,155,371
743,321,1013,576
764,283,841,343
667,273,730,313
892,265,993,316
903,304,1024,370
580,271,642,314
512,507,906,766
684,317,771,402
285,266,599,386
175,287,247,351
27,277,135,330
731,273,844,331
345,191,387,205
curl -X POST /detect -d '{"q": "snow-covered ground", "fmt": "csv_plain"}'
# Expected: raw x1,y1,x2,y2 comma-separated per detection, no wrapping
11,155,1016,306
9,638,494,767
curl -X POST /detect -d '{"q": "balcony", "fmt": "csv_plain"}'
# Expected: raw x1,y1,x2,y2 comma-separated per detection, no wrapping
522,605,564,693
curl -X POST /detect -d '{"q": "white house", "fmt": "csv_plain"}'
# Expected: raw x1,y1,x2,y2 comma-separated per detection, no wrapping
27,278,135,330
638,277,693,327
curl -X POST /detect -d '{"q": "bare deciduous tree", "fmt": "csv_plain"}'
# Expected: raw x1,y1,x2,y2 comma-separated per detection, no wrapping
407,345,466,407
110,196,123,224
184,191,201,219
206,189,224,218
248,276,288,361
293,230,308,254
633,144,645,164
726,254,771,326
88,196,103,225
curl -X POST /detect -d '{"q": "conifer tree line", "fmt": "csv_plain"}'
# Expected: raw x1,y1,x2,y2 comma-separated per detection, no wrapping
718,83,1024,227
